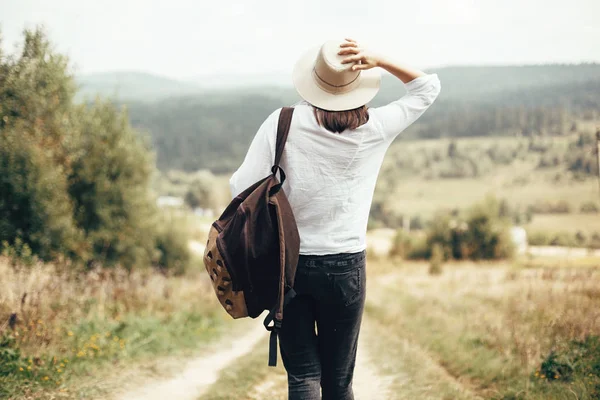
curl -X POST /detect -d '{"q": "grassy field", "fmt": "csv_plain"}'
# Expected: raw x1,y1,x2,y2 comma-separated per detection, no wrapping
0,258,228,399
195,257,600,400
3,254,599,399
525,213,600,235
366,260,600,400
383,174,597,217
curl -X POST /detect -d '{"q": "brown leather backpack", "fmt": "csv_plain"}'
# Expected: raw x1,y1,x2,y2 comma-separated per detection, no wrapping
203,107,299,366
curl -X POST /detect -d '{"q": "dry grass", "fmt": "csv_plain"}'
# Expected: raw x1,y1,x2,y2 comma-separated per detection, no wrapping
525,213,600,234
367,260,600,399
0,258,218,351
0,258,224,399
382,175,597,219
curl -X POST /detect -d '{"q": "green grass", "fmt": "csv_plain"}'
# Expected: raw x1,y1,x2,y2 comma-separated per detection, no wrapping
0,311,226,399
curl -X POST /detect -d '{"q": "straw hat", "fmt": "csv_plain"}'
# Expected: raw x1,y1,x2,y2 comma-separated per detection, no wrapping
292,40,381,111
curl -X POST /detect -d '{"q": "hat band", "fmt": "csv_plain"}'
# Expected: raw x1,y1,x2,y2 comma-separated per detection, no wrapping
312,67,361,94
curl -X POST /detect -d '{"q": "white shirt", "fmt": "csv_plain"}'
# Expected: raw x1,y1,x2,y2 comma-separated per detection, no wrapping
230,74,441,255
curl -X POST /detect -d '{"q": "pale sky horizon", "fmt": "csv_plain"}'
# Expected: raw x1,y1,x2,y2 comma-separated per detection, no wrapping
1,0,600,80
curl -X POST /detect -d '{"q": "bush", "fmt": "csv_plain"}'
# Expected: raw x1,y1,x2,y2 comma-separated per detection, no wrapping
389,230,413,259
183,170,221,210
407,236,430,259
581,201,599,214
425,196,514,261
429,244,444,275
529,200,572,214
539,336,600,383
550,232,578,247
154,214,192,275
528,231,551,246
589,233,600,250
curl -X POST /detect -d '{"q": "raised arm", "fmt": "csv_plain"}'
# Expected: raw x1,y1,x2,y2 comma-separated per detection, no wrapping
339,38,441,140
339,38,426,83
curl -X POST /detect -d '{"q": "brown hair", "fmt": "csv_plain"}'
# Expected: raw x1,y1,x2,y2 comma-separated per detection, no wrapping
313,105,369,133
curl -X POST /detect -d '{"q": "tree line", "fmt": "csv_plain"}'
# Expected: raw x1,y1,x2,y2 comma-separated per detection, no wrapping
120,66,600,172
0,29,189,272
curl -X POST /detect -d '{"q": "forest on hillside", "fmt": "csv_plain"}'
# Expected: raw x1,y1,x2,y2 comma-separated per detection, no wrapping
105,65,600,172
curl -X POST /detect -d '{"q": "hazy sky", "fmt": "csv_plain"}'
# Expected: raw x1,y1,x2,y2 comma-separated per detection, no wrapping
1,0,599,79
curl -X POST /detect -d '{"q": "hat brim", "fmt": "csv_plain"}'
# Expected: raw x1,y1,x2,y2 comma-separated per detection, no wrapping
292,46,381,112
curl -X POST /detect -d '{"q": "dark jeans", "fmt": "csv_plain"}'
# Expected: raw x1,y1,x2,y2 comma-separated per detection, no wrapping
279,250,366,400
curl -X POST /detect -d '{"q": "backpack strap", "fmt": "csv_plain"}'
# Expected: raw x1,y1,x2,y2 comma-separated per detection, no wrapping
270,107,294,187
274,107,294,167
264,107,295,367
263,288,297,366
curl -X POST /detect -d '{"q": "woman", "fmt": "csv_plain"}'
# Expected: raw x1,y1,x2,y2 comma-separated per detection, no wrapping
229,38,441,400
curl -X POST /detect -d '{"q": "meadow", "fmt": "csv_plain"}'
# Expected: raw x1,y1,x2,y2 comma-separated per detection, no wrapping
0,256,231,399
365,260,600,400
193,256,600,400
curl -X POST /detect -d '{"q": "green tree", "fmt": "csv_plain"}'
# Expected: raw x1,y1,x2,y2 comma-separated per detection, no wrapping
68,101,158,269
0,127,82,260
0,27,190,271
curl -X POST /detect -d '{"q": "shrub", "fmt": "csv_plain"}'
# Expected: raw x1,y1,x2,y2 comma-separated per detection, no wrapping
0,239,38,267
539,336,600,383
410,215,425,231
529,200,572,214
589,233,600,250
425,196,514,261
183,170,221,210
463,197,514,259
581,201,599,214
154,213,192,275
527,231,551,246
407,237,430,259
429,244,444,275
550,232,578,247
389,230,413,259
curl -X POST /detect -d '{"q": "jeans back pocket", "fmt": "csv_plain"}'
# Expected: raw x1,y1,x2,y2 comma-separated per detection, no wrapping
330,268,362,307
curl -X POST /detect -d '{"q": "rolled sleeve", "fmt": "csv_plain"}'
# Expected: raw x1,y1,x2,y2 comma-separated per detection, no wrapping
370,73,441,140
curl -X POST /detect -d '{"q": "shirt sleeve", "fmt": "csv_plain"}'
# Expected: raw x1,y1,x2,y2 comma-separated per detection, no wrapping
370,73,441,141
229,108,281,198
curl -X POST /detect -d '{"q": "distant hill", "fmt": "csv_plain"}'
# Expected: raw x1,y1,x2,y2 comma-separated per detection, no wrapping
76,71,203,102
77,64,600,104
77,71,291,102
78,64,600,172
386,64,600,102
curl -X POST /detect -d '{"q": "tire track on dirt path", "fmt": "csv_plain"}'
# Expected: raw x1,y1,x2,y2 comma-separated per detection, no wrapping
114,320,267,400
352,320,395,400
245,316,394,400
364,271,482,400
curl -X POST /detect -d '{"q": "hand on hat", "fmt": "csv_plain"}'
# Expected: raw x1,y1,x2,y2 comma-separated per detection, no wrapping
338,38,382,71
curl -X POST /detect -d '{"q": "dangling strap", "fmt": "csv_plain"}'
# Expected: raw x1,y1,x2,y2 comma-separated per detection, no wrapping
263,288,297,367
270,107,295,188
264,107,296,367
